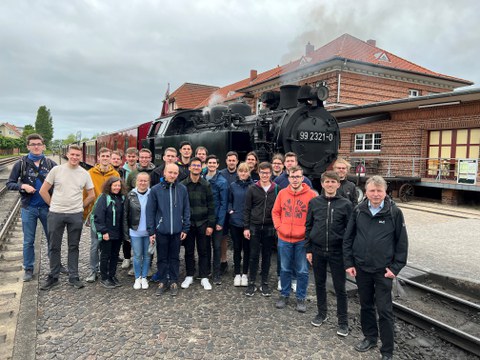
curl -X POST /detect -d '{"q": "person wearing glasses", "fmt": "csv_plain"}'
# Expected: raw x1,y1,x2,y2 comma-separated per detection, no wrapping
7,134,58,282
271,154,284,181
272,166,316,312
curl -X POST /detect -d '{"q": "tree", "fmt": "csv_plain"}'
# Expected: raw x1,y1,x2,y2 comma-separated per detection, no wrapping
63,133,77,145
35,106,54,148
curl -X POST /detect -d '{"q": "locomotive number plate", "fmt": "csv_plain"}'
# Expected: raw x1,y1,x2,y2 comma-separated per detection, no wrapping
297,131,334,142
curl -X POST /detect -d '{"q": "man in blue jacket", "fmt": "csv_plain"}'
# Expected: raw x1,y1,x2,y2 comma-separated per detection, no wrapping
343,175,408,360
146,163,190,296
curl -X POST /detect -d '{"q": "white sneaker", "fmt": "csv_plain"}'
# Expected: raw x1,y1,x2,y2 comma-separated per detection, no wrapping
121,259,131,269
277,278,282,291
141,277,149,289
291,280,297,293
133,278,141,290
201,278,212,290
240,274,248,287
234,274,241,287
181,276,194,289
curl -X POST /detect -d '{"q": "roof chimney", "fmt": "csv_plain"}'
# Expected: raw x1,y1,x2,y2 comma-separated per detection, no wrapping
250,69,257,81
305,42,314,57
366,39,376,47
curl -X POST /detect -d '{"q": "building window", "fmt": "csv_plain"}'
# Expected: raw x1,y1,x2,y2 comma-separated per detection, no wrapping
355,133,381,152
408,89,420,97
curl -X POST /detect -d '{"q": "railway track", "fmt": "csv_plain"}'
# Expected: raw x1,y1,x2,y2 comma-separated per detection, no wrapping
393,276,480,356
0,156,21,172
0,184,23,360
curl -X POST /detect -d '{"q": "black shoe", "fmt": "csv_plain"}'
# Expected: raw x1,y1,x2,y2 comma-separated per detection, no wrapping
68,277,85,289
260,283,271,297
245,284,256,297
170,283,178,296
59,265,69,275
111,276,122,287
40,276,59,290
354,338,377,352
337,324,349,337
213,275,222,285
381,355,393,360
23,269,33,282
296,298,307,313
311,314,328,327
100,279,116,289
155,283,165,296
276,295,288,309
220,261,228,275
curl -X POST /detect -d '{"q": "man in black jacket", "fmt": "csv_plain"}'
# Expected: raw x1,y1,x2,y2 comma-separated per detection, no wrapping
306,171,353,336
243,162,278,297
333,158,358,206
343,175,408,360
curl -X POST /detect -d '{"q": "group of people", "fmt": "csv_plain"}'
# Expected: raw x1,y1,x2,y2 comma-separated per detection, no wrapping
7,134,408,360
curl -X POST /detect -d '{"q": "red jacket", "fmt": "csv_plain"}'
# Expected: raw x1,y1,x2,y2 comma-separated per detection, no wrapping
272,184,317,243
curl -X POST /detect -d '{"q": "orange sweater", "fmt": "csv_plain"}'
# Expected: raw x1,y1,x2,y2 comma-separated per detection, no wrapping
82,164,119,220
272,184,317,243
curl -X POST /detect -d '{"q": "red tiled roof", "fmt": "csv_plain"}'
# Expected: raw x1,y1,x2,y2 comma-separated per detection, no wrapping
195,33,472,108
0,122,22,136
169,83,219,110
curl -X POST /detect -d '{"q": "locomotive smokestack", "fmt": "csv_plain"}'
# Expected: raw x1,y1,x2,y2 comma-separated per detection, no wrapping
250,69,257,81
278,85,300,110
366,39,376,47
305,42,314,57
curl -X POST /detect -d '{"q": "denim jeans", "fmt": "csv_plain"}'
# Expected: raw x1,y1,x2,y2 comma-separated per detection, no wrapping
21,205,49,271
312,251,348,325
47,212,83,279
89,228,101,273
131,236,151,278
278,238,309,300
156,233,181,283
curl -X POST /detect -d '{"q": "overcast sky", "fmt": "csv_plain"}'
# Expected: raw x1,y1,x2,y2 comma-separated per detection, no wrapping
1,0,479,140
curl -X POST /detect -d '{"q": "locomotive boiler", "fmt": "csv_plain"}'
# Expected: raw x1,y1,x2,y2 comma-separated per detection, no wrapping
144,84,340,178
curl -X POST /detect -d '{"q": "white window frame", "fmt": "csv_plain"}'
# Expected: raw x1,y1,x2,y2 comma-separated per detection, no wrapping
355,133,382,152
408,89,420,97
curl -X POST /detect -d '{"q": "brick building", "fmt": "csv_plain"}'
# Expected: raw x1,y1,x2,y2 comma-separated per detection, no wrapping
333,89,480,205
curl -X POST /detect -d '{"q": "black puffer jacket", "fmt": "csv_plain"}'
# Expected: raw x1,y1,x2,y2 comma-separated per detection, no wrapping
305,194,353,254
338,179,358,206
343,198,408,275
243,182,279,228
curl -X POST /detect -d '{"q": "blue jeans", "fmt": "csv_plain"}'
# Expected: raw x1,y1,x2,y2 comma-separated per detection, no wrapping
278,238,309,300
131,236,151,278
21,206,49,271
89,228,100,273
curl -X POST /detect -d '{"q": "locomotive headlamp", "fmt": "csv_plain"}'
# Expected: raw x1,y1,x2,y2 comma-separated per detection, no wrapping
297,85,329,103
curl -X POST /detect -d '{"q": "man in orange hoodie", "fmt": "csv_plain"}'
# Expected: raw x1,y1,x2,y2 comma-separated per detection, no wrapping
272,166,316,313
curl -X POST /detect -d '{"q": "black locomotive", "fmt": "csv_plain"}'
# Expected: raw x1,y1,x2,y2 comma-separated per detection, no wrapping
144,84,340,178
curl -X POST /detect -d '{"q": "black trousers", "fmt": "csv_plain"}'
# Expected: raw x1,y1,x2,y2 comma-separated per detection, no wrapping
99,239,122,280
356,267,394,356
184,223,210,278
122,239,131,260
230,225,250,275
248,225,275,285
312,251,348,325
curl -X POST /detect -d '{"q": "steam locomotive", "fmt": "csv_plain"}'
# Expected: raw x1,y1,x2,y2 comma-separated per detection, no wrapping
144,84,340,178
69,84,340,179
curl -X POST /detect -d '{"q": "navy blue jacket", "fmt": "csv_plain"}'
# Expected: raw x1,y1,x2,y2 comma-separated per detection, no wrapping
202,171,229,227
219,168,237,186
228,177,254,228
146,178,190,235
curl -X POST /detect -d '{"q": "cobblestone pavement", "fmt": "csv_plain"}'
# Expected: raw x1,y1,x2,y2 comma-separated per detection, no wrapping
34,227,379,360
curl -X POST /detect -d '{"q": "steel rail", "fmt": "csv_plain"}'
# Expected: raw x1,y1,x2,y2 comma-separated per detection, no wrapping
393,301,480,356
0,197,21,242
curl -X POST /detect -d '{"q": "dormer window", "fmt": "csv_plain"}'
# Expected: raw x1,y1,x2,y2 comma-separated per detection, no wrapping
409,89,420,97
374,52,390,62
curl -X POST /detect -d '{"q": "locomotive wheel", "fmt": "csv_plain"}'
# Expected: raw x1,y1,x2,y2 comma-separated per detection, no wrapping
399,183,414,202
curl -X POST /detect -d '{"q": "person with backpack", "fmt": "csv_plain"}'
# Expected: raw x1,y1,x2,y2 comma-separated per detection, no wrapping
93,176,126,289
343,175,408,360
6,134,58,282
123,172,153,290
